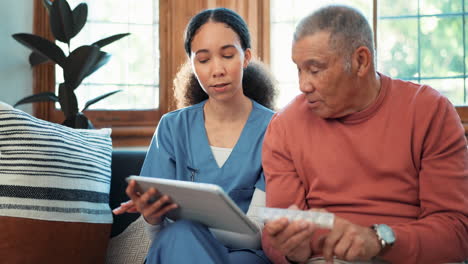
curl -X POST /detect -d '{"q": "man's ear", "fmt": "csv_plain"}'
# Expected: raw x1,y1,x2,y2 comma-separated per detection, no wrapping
353,46,372,77
243,48,252,68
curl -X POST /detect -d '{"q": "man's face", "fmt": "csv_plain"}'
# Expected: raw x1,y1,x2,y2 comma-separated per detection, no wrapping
292,31,358,119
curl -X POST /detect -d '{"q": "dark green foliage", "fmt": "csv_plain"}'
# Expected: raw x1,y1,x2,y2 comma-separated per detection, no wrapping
13,0,130,128
14,92,59,107
82,90,122,112
12,33,67,66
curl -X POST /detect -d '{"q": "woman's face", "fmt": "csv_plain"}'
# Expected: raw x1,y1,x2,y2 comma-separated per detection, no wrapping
190,22,251,103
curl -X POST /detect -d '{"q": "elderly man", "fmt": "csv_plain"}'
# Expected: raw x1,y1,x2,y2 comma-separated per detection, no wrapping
261,5,468,264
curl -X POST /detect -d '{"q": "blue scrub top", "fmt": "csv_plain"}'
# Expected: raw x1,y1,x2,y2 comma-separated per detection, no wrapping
140,99,274,213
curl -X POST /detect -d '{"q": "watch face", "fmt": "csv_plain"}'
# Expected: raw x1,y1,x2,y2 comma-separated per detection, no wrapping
378,224,396,244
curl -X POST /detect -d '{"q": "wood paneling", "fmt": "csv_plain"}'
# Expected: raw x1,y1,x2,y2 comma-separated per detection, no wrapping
204,0,270,62
31,0,270,146
160,0,272,113
160,0,270,112
159,0,206,112
32,0,54,121
29,0,468,144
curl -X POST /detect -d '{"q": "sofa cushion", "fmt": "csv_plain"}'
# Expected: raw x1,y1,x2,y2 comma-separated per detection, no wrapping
0,102,113,263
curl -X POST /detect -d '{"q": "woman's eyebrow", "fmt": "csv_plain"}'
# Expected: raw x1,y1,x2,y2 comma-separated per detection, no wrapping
194,44,236,55
221,44,236,50
194,49,209,55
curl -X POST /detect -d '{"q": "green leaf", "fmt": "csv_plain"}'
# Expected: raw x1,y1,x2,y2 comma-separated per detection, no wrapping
71,3,88,38
63,45,102,89
85,51,111,78
12,33,66,67
29,52,49,67
50,0,74,43
92,33,130,48
14,92,58,107
42,0,52,12
82,90,122,111
58,83,78,119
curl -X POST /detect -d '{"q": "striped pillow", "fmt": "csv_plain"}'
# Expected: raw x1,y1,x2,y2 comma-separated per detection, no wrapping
0,102,113,263
0,102,112,223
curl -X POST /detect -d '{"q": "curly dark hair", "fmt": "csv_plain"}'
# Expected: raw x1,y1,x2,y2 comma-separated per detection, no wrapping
174,59,277,109
174,7,277,110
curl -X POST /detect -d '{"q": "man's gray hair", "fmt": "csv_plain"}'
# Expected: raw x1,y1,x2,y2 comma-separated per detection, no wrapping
294,5,375,71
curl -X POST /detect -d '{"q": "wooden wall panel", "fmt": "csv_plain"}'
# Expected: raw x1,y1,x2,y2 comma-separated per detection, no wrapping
32,0,271,146
32,0,55,121
159,0,206,112
204,0,270,62
160,0,270,112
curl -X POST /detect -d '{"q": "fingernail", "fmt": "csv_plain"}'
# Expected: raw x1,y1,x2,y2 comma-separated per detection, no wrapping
112,207,121,213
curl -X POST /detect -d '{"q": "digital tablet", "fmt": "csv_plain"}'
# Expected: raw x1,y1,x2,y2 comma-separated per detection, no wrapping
126,175,260,235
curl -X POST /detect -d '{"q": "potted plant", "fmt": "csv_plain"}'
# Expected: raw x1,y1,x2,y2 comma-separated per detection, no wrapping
13,0,130,128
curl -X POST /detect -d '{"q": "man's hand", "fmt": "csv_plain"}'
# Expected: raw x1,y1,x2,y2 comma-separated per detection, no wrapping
263,205,317,263
320,216,381,262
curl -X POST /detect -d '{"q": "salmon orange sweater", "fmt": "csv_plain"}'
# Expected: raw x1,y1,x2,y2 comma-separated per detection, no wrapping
262,74,468,264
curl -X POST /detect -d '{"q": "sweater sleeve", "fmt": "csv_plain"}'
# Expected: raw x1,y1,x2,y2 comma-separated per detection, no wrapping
261,113,308,264
382,96,468,263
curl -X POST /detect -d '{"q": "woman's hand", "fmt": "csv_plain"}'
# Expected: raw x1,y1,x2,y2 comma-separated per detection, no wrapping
113,180,178,225
112,199,138,214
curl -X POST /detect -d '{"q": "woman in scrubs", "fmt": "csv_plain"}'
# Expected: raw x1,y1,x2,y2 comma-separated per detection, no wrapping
114,7,276,263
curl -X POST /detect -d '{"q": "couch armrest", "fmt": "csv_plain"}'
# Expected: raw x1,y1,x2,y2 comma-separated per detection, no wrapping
109,150,147,237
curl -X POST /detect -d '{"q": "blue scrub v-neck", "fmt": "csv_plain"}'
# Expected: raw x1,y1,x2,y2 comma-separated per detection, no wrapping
197,101,256,171
140,99,274,213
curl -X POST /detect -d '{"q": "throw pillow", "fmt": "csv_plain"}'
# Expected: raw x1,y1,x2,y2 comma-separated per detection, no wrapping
0,101,113,264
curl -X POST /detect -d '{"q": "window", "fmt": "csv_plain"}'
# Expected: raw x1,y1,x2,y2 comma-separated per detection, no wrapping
270,0,468,130
33,0,271,147
33,0,163,147
56,0,160,111
270,0,373,109
33,1,466,146
378,0,466,106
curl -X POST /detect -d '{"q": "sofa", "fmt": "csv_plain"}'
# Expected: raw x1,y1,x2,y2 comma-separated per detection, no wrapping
109,150,146,238
105,150,153,264
0,102,151,264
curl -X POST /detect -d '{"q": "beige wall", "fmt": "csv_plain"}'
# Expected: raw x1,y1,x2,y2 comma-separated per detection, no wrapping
0,1,33,114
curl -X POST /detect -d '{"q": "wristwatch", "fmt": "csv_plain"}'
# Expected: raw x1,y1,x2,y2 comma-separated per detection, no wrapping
372,224,396,249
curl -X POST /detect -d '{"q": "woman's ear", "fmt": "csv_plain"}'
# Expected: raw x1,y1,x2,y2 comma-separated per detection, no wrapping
243,48,252,68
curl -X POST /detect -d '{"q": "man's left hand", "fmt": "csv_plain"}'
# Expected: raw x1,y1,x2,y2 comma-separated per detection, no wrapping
320,216,381,262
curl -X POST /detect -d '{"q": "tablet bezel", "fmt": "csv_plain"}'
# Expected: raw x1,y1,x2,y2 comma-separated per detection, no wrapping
126,175,259,235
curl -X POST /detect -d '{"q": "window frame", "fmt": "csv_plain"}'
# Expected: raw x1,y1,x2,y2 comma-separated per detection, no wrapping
32,0,271,147
32,0,467,145
373,0,468,133
269,0,468,134
32,0,162,147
